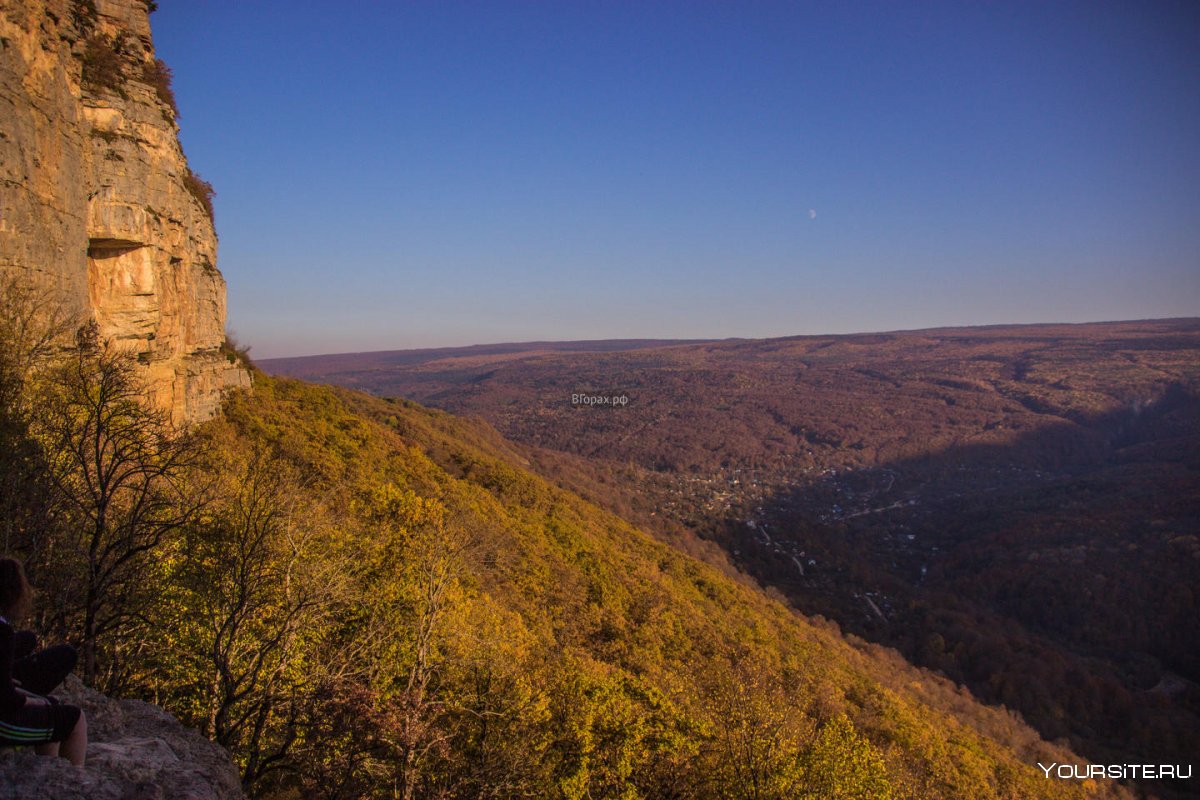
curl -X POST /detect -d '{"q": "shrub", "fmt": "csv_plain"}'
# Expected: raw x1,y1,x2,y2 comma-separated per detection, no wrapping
182,170,215,223
220,333,253,368
80,33,126,93
141,58,178,118
71,0,99,35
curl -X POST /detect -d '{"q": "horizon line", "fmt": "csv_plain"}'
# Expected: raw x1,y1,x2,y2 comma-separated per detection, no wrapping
256,315,1200,364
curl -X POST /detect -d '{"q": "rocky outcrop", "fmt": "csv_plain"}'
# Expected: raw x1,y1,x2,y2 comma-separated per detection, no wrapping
0,0,248,423
0,677,244,800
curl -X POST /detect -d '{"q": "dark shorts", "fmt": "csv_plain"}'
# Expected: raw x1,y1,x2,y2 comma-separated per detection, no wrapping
0,695,81,745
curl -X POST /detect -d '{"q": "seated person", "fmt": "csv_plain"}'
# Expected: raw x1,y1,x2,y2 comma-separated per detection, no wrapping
0,558,86,766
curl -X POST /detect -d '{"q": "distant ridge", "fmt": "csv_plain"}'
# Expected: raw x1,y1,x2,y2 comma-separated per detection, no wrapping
264,319,1200,368
260,319,1200,393
261,338,716,381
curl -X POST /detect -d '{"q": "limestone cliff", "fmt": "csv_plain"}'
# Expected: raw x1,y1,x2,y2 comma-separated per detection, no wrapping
0,0,248,423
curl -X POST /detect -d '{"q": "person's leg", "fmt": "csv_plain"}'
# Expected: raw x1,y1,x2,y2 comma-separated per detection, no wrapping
34,741,60,757
13,644,78,695
3,696,65,758
58,712,86,766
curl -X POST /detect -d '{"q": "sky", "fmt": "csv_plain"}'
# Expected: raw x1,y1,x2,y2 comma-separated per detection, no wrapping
150,1,1200,359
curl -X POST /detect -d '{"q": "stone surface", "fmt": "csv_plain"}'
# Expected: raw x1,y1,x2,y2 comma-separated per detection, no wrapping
0,677,245,800
0,0,248,423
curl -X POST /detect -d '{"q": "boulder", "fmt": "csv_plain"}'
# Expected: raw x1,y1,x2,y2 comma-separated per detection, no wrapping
0,677,244,800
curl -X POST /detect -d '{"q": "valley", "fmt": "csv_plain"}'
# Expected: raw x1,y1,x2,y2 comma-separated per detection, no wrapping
266,318,1200,797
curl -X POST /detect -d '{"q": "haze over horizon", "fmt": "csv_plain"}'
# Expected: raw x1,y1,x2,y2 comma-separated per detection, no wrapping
258,317,1200,363
153,1,1200,359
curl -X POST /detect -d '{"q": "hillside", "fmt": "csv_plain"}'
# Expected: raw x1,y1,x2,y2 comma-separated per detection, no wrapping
264,319,1200,796
189,372,1126,798
1,308,1132,797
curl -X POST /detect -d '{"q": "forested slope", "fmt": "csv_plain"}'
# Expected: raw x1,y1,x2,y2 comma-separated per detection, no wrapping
0,313,1129,797
157,373,1122,798
263,320,1200,797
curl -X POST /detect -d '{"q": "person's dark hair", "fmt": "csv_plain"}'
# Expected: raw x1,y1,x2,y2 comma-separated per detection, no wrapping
0,558,32,622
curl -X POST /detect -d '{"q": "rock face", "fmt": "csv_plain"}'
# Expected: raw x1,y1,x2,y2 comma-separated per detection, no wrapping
0,0,248,423
0,677,245,800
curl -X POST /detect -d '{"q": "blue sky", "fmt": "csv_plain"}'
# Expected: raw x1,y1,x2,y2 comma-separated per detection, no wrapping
151,1,1200,358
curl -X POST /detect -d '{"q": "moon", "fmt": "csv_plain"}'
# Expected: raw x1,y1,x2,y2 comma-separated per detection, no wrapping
809,209,817,220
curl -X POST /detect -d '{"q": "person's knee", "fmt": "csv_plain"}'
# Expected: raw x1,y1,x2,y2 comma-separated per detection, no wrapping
72,710,87,740
14,644,79,694
60,645,78,675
